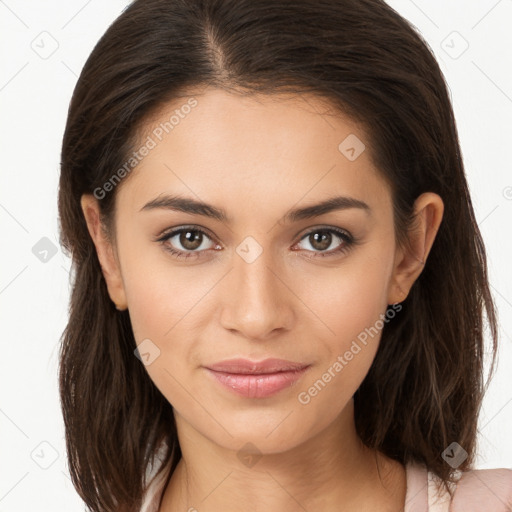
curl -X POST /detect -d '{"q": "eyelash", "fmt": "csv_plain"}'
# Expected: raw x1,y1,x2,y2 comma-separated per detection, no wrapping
155,225,357,260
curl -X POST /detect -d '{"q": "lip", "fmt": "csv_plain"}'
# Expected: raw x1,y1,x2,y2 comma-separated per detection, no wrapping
204,358,311,398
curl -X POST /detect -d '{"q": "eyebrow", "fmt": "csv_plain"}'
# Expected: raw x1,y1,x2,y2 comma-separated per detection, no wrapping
140,194,371,223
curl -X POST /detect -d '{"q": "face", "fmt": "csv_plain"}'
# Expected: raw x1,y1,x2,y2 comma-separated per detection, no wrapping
83,87,433,455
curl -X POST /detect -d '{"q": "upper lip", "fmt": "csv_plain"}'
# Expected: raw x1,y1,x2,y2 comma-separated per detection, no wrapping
204,358,310,375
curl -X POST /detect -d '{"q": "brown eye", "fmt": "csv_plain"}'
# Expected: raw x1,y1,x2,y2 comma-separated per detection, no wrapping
157,226,217,259
178,230,204,250
307,230,333,251
295,227,354,257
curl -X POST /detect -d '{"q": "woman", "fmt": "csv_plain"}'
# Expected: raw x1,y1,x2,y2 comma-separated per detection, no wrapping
58,0,512,511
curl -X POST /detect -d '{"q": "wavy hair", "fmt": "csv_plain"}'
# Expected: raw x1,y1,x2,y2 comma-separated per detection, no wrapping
58,0,499,510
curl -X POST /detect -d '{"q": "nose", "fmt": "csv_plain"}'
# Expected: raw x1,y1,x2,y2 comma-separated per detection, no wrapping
219,245,295,341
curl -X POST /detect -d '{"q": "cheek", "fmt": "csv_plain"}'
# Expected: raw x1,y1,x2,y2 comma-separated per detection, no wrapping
122,266,202,410
293,266,391,426
302,252,393,347
118,235,209,342
119,245,218,388
295,246,394,391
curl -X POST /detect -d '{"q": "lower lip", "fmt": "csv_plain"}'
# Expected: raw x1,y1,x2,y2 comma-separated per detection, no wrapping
205,367,309,398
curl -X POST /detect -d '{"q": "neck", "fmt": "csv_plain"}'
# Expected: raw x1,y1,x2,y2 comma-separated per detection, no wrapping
160,400,405,512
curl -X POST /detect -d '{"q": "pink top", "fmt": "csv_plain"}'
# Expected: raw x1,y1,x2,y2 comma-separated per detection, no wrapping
139,459,512,512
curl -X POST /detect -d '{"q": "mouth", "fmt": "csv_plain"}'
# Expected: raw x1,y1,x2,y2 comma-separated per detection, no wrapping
203,358,311,398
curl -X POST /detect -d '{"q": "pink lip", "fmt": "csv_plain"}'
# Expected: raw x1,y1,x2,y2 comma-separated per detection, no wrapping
204,358,310,398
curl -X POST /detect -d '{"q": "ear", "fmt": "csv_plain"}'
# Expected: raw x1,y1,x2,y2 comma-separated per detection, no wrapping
80,194,128,310
387,192,444,305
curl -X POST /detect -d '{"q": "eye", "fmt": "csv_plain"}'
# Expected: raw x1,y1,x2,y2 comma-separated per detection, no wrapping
156,226,219,259
294,227,355,258
156,225,356,261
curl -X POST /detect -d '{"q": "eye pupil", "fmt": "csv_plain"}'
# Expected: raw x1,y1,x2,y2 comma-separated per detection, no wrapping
180,230,202,250
310,231,332,251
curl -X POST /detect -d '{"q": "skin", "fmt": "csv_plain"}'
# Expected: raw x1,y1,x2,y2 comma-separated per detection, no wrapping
81,87,444,511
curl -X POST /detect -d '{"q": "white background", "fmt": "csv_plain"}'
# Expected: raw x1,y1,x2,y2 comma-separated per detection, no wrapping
0,1,511,510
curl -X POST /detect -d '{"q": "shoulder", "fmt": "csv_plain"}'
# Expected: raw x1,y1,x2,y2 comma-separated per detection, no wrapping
449,466,512,511
405,461,512,512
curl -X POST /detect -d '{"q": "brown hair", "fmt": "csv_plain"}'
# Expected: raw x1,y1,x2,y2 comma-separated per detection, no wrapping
58,0,499,510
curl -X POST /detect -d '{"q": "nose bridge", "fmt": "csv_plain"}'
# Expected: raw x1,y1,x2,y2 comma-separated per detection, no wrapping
219,239,292,339
236,247,278,301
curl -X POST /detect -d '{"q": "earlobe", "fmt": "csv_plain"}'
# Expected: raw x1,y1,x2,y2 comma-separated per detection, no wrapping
80,194,128,310
387,192,444,305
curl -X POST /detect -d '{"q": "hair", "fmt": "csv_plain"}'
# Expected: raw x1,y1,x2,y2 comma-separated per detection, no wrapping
58,0,499,510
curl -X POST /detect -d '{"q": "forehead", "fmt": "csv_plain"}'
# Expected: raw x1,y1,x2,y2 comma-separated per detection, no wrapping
116,87,390,219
